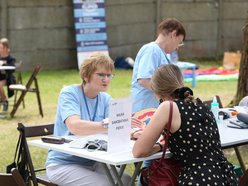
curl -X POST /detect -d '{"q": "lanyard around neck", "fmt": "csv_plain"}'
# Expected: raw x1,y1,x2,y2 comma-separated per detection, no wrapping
164,53,171,64
81,85,98,121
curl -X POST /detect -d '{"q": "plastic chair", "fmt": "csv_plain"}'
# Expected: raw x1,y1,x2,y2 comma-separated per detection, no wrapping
9,65,43,117
17,122,57,186
0,168,26,186
203,95,246,173
15,61,23,85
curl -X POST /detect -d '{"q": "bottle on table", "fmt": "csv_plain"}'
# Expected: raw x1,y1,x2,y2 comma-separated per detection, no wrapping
211,96,219,124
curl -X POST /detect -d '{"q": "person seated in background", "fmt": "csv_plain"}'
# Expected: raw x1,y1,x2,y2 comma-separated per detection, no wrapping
46,53,131,186
133,64,238,185
0,38,16,113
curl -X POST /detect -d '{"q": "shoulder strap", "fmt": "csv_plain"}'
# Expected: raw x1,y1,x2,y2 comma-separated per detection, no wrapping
161,101,173,159
12,131,22,162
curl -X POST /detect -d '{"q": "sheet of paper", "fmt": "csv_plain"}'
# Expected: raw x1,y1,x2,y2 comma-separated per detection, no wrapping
108,97,131,153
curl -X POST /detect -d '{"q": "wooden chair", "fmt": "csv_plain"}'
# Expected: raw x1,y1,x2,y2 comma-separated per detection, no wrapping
0,168,26,186
9,65,43,117
15,61,24,85
14,60,25,108
203,95,246,173
17,122,57,186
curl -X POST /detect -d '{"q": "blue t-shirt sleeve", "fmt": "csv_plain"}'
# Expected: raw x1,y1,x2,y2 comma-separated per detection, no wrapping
137,51,160,80
59,87,81,123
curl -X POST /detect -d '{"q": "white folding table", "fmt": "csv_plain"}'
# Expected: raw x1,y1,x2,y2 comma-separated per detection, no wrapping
28,121,248,186
0,66,15,70
28,138,166,186
218,120,248,172
218,121,248,148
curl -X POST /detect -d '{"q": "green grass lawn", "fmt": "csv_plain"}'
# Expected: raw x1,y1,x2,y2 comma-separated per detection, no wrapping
0,60,246,178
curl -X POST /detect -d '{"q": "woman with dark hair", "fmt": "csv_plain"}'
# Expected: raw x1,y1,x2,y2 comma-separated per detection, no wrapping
133,64,238,185
131,17,186,113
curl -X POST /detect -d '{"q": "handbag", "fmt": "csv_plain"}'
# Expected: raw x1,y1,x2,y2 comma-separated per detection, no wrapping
6,132,21,173
140,101,182,186
6,129,31,185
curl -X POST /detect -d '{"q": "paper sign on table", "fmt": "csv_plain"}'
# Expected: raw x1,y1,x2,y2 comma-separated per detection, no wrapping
108,97,131,153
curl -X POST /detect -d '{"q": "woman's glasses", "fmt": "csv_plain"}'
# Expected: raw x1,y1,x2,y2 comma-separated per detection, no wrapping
95,73,114,80
178,42,184,47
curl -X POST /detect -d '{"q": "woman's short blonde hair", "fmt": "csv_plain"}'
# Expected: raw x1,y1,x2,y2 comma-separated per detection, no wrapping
79,52,114,84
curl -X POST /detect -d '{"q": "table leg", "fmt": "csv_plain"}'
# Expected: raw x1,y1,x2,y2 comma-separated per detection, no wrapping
110,165,124,186
102,163,143,186
130,162,143,186
119,164,126,178
102,163,116,185
234,147,246,172
192,66,196,88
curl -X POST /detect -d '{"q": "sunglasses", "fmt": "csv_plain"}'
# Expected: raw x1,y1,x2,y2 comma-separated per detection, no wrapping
85,139,107,152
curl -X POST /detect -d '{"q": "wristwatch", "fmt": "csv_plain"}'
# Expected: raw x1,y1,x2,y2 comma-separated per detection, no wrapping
156,142,163,152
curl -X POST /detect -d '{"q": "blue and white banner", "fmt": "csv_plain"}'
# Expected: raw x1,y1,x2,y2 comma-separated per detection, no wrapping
73,0,109,68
